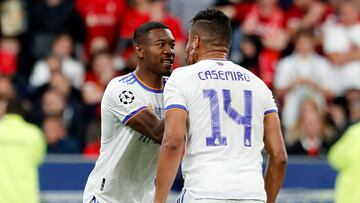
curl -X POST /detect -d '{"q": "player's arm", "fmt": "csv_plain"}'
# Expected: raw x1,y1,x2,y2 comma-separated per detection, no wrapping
154,109,187,203
107,80,165,144
126,109,164,144
263,113,288,203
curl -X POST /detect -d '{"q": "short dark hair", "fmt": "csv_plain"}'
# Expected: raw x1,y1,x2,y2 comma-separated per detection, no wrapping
191,9,232,47
133,22,169,45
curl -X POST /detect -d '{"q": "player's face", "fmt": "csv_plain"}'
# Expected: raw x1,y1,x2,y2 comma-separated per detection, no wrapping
142,28,175,75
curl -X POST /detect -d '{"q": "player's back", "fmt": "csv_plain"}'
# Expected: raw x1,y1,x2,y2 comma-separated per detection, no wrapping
167,59,277,201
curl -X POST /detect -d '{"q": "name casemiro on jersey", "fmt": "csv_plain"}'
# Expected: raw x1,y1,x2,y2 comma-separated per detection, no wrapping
197,69,251,82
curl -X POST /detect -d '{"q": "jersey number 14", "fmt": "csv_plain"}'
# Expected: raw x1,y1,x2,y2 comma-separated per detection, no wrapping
203,89,252,147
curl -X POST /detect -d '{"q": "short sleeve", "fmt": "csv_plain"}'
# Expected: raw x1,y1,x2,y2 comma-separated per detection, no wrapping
103,79,148,125
263,87,278,116
164,72,187,112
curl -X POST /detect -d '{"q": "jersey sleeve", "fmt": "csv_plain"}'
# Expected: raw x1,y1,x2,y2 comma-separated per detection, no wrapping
103,79,148,125
263,87,278,116
164,71,187,112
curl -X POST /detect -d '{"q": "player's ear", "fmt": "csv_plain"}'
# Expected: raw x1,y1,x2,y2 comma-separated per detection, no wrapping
134,44,144,58
193,35,200,51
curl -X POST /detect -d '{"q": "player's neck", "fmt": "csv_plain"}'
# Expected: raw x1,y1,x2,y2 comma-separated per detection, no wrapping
134,68,163,89
197,49,228,62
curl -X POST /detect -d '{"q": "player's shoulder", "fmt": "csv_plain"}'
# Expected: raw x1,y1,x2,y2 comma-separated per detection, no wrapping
234,63,270,90
169,63,201,80
114,72,137,85
104,73,141,100
171,65,195,75
107,73,137,90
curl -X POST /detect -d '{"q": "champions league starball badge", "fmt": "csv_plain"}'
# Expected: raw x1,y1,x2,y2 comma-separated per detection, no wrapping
119,90,135,105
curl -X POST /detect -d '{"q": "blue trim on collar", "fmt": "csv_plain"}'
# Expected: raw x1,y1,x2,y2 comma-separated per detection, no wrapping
132,72,164,93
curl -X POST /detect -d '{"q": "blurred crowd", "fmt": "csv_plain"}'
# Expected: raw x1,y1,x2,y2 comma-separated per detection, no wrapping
0,0,360,158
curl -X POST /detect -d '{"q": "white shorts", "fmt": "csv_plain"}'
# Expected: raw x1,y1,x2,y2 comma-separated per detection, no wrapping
176,189,265,203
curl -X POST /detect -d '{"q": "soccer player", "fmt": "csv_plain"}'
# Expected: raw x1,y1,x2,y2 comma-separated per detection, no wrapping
83,22,175,203
154,9,287,203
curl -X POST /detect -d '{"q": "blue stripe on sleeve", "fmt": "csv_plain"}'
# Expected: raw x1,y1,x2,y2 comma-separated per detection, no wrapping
122,106,148,124
165,104,187,112
264,109,278,115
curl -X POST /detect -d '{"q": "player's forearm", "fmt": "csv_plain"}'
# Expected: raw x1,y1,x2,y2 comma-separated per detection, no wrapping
151,119,165,144
264,156,287,203
154,136,184,203
127,111,165,144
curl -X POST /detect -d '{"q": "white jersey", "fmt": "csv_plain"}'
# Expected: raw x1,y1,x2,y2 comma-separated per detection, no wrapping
83,72,165,203
164,59,278,201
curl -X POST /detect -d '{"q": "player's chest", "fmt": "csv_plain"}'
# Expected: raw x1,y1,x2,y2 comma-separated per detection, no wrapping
140,93,164,118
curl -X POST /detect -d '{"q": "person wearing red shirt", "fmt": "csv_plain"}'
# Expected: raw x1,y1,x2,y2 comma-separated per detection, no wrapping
285,0,333,36
76,0,125,58
241,0,287,88
0,37,20,77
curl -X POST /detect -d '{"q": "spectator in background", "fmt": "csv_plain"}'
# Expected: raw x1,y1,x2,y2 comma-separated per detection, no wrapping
0,76,16,118
168,0,216,31
328,120,360,203
29,72,86,149
347,89,360,124
0,75,16,101
241,0,288,88
0,97,6,118
274,29,333,130
0,37,20,77
28,0,85,60
82,51,119,119
0,0,27,37
30,33,84,89
0,98,46,203
216,1,258,71
43,116,81,153
286,98,336,157
285,0,332,37
322,0,360,96
76,0,125,60
237,34,263,76
83,119,101,158
215,0,254,24
29,54,62,90
329,89,360,133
